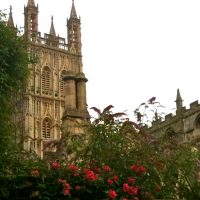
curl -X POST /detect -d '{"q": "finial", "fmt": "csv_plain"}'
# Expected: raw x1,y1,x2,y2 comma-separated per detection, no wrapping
175,88,183,112
27,0,36,7
9,5,12,13
49,15,56,36
7,5,14,28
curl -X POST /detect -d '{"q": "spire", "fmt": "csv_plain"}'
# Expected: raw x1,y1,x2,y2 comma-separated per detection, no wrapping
175,88,183,112
70,0,78,19
7,6,14,27
49,16,56,35
27,0,36,7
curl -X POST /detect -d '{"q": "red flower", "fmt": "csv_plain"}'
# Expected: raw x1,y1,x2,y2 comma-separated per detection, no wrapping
64,183,71,190
138,166,146,173
112,175,118,181
128,177,135,184
123,183,139,195
107,179,113,185
123,183,130,193
130,165,137,171
108,189,117,199
93,166,100,172
68,163,79,171
85,169,98,181
130,164,146,174
128,186,138,195
75,185,81,191
51,161,60,169
63,189,70,196
102,165,111,172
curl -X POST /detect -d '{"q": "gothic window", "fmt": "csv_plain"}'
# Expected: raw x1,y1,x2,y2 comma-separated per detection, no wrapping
42,118,51,140
195,114,200,128
42,66,51,92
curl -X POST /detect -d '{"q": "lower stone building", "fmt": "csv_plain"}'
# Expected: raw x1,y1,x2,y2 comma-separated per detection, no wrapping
149,89,200,144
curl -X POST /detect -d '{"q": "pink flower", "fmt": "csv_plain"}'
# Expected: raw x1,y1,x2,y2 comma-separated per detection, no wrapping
102,165,111,172
64,183,71,190
108,189,117,199
75,185,81,191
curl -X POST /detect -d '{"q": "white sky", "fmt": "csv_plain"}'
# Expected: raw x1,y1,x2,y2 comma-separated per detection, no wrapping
1,0,200,119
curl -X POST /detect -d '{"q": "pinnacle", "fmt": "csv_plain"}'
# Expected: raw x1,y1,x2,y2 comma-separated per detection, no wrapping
70,0,78,19
27,0,36,7
7,5,14,27
49,16,56,36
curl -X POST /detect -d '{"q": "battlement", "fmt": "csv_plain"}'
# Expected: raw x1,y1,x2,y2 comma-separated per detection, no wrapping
189,100,199,109
30,31,68,50
150,99,200,130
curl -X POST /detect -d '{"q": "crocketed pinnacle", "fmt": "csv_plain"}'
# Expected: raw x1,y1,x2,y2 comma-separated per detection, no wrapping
175,88,183,111
70,0,78,19
27,0,36,7
7,6,14,27
49,16,56,36
176,88,182,102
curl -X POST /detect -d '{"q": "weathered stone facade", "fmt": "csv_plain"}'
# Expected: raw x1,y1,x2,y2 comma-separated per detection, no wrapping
10,0,89,158
149,89,200,144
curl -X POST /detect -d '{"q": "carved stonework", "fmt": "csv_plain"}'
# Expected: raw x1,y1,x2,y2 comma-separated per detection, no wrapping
13,0,89,158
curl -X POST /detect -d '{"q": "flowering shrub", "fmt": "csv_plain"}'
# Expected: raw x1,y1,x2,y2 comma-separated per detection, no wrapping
1,103,200,199
38,161,148,199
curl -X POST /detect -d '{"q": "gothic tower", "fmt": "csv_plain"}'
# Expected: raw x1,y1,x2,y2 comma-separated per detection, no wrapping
14,0,89,158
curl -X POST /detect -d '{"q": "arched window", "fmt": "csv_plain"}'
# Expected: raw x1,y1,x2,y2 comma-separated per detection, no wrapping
165,127,176,138
195,114,200,128
42,118,51,140
42,66,51,91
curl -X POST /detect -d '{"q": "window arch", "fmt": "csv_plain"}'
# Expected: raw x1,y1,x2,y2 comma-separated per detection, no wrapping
42,118,52,140
42,66,51,91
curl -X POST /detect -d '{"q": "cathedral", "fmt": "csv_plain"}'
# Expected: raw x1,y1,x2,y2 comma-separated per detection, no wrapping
8,0,89,158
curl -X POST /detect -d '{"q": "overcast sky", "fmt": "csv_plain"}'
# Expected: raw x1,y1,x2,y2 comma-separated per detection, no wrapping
1,0,200,119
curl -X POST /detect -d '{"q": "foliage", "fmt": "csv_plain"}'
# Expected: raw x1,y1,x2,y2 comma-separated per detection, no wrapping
0,11,29,154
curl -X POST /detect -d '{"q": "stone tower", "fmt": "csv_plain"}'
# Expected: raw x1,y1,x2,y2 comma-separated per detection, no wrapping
14,0,89,158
